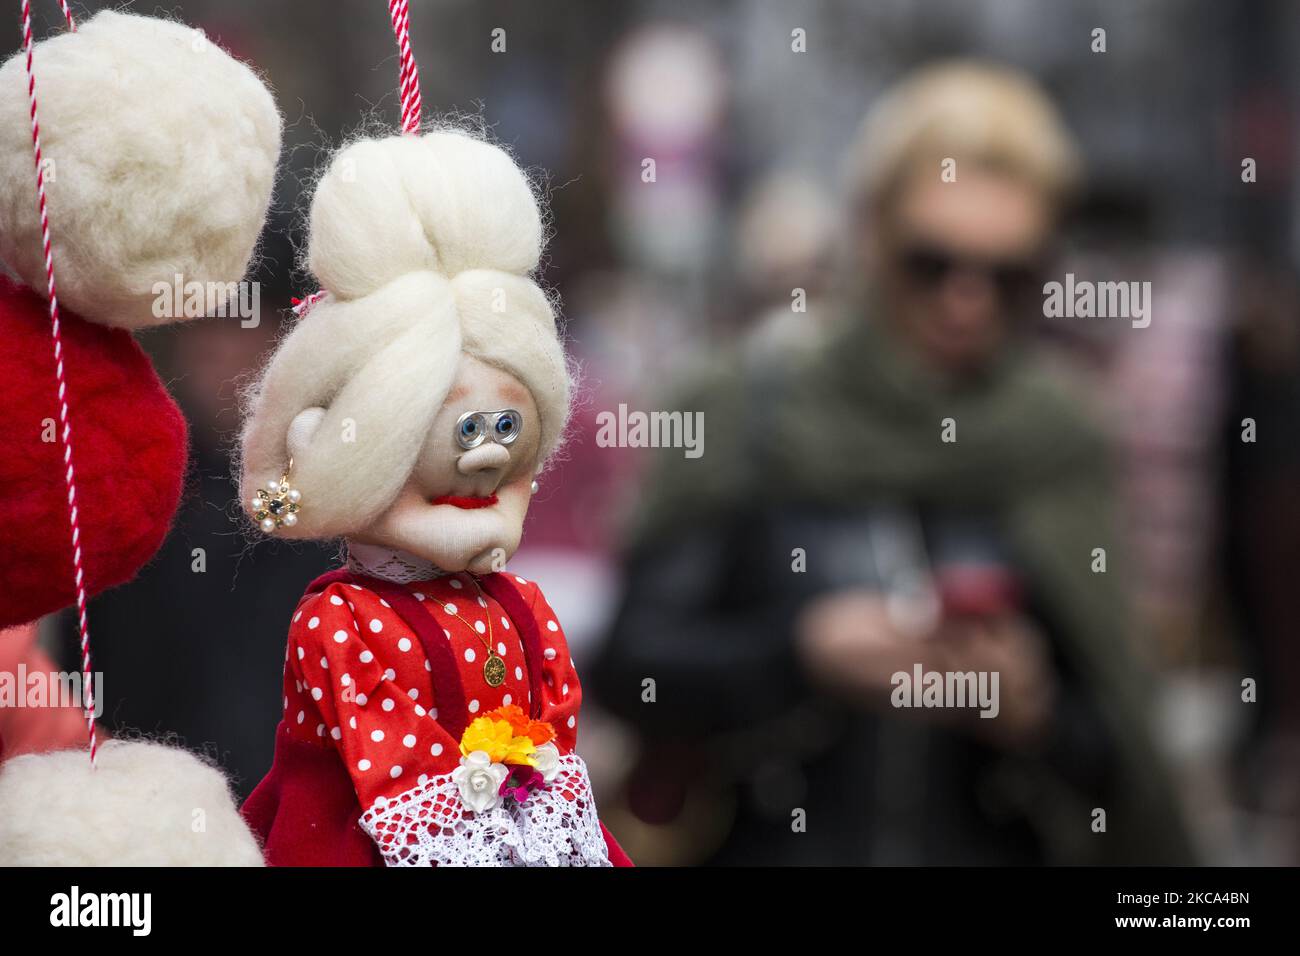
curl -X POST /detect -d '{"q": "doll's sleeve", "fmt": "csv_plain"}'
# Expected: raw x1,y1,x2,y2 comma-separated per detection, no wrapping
523,583,583,754
522,580,633,865
285,583,458,814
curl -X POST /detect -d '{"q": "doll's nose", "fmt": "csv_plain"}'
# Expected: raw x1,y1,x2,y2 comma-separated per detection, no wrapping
456,442,511,475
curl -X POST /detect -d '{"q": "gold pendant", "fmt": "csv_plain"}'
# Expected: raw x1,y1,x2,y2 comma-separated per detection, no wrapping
483,653,506,688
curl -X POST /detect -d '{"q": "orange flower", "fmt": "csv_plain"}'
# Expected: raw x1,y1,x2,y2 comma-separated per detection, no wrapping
522,719,555,746
490,704,556,746
491,704,529,730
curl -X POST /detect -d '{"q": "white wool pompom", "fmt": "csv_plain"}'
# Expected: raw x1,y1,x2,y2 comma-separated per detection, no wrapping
0,741,264,866
307,130,544,300
0,11,281,328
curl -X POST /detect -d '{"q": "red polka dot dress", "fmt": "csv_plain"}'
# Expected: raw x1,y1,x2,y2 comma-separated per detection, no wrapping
247,568,629,867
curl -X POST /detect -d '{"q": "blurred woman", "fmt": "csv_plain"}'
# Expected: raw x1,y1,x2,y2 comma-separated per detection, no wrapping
592,62,1195,865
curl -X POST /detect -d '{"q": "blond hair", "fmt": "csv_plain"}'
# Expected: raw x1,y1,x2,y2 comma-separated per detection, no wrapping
846,60,1082,215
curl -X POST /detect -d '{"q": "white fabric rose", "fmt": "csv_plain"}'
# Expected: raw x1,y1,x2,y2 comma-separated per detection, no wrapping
531,742,561,783
452,751,508,813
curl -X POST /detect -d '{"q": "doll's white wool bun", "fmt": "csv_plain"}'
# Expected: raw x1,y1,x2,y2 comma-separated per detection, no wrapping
0,11,281,328
0,741,264,865
240,129,571,538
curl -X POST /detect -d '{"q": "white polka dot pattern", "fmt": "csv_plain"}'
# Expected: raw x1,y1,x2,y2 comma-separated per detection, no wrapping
280,573,584,816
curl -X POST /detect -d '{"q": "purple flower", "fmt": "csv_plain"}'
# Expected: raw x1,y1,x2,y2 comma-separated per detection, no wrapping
498,763,545,802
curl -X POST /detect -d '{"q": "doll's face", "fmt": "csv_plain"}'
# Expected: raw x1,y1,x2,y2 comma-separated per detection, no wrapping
351,354,542,573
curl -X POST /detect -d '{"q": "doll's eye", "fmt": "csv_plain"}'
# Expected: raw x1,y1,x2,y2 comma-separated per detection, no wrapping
455,413,486,449
494,411,521,444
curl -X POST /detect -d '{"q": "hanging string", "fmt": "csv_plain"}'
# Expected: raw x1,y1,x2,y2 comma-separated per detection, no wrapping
20,0,95,767
387,0,421,134
295,3,423,321
294,4,422,323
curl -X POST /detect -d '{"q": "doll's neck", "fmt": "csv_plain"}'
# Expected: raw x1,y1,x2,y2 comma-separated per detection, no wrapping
344,540,447,584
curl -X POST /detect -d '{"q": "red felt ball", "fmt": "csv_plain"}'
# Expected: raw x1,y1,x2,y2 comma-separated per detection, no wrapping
0,276,187,629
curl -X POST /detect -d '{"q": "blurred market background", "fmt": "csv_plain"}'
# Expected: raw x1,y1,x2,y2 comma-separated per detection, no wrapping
3,0,1298,865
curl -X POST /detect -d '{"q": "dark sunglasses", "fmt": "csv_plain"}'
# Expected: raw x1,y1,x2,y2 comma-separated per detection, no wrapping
898,244,1044,302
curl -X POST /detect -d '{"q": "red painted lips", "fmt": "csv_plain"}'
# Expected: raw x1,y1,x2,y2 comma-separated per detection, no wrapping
429,493,499,510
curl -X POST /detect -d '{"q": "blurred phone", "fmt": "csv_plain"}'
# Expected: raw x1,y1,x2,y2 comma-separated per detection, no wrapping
934,561,1023,620
929,510,1023,621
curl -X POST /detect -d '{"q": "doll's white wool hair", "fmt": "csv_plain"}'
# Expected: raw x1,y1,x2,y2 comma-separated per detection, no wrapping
239,128,572,538
0,10,281,328
0,740,264,865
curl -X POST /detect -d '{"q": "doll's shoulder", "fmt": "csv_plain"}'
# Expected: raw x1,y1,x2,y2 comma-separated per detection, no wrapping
287,578,393,651
495,573,575,681
496,573,567,640
498,572,550,615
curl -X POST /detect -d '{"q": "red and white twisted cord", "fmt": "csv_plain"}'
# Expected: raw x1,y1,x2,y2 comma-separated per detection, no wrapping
20,0,96,766
387,0,421,133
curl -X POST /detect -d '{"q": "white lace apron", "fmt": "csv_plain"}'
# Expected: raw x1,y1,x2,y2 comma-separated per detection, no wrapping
359,752,611,867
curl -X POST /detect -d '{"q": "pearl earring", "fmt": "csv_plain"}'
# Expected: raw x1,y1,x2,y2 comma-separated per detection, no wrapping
530,480,539,495
251,459,302,533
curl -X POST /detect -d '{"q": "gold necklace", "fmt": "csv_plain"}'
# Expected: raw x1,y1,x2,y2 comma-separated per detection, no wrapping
446,577,505,688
